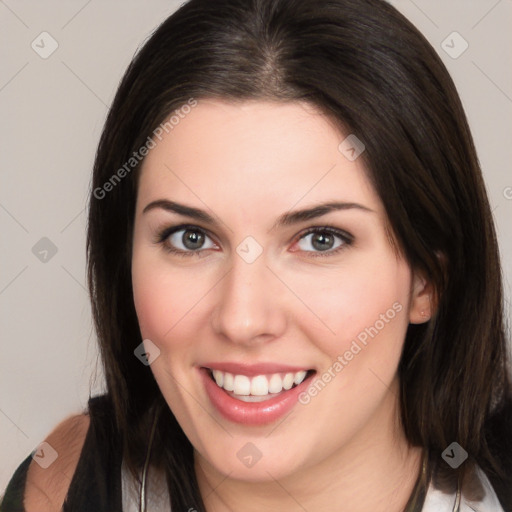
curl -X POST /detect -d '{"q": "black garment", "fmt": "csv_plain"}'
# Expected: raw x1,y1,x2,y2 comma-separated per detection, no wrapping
1,395,123,512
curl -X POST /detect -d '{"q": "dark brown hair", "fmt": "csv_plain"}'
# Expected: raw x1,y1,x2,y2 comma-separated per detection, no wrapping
86,0,512,509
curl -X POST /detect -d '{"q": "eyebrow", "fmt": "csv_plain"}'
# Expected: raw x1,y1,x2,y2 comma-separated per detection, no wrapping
142,199,374,229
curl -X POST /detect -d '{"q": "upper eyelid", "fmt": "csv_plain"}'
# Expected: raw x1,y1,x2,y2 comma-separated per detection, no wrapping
159,224,218,243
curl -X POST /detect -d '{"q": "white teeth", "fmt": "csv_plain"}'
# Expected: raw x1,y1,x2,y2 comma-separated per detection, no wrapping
223,372,234,391
234,394,276,403
294,370,307,385
209,368,310,399
212,370,223,387
268,374,283,394
282,373,294,390
233,375,251,395
250,375,269,396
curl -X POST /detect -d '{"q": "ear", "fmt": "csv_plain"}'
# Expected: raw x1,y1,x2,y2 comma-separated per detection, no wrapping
409,271,434,324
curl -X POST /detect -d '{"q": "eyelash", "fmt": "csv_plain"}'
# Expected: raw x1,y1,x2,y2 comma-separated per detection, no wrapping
154,224,354,259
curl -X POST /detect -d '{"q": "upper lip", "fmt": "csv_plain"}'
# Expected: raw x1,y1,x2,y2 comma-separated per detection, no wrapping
201,362,313,376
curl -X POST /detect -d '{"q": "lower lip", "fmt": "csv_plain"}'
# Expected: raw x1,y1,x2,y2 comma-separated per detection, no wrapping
199,368,314,426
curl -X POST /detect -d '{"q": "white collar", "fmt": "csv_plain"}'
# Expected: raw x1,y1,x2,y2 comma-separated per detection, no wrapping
422,464,505,512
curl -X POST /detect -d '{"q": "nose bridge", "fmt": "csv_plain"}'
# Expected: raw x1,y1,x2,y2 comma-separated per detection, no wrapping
211,248,286,344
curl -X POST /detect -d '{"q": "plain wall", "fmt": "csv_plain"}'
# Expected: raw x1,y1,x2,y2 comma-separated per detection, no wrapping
1,0,511,494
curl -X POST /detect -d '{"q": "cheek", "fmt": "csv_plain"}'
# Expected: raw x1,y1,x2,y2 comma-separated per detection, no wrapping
131,242,181,350
132,265,167,342
132,246,194,343
291,257,411,442
290,251,411,364
131,251,219,374
343,263,409,349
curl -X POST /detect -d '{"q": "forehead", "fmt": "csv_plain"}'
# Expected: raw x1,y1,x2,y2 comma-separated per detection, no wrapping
136,99,382,219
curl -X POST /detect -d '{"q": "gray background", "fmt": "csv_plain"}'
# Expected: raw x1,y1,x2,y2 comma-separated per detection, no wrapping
1,0,511,494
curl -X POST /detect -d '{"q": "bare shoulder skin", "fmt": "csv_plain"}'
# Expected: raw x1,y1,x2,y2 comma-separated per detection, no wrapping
23,413,90,512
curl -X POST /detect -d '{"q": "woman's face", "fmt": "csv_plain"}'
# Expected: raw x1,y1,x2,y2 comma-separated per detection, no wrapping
131,99,429,482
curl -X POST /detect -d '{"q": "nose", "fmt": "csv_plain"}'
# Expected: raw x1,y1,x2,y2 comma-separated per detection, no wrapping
210,249,287,346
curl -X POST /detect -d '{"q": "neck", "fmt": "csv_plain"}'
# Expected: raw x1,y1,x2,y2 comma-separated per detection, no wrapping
195,380,424,512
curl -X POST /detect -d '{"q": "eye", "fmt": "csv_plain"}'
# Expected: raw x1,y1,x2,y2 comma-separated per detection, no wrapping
156,224,353,259
294,227,353,257
156,224,218,257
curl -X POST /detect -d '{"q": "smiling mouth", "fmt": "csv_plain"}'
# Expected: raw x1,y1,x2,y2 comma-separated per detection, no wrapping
204,367,316,402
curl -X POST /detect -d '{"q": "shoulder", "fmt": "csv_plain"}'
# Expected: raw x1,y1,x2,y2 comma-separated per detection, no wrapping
23,413,91,512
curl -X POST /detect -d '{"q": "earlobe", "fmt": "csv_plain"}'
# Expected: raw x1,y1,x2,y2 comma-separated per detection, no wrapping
409,272,434,324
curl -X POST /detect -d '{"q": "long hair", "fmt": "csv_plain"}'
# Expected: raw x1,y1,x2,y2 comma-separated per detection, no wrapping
86,0,512,509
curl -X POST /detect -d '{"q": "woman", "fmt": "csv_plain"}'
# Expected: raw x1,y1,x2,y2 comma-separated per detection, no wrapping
2,0,511,510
